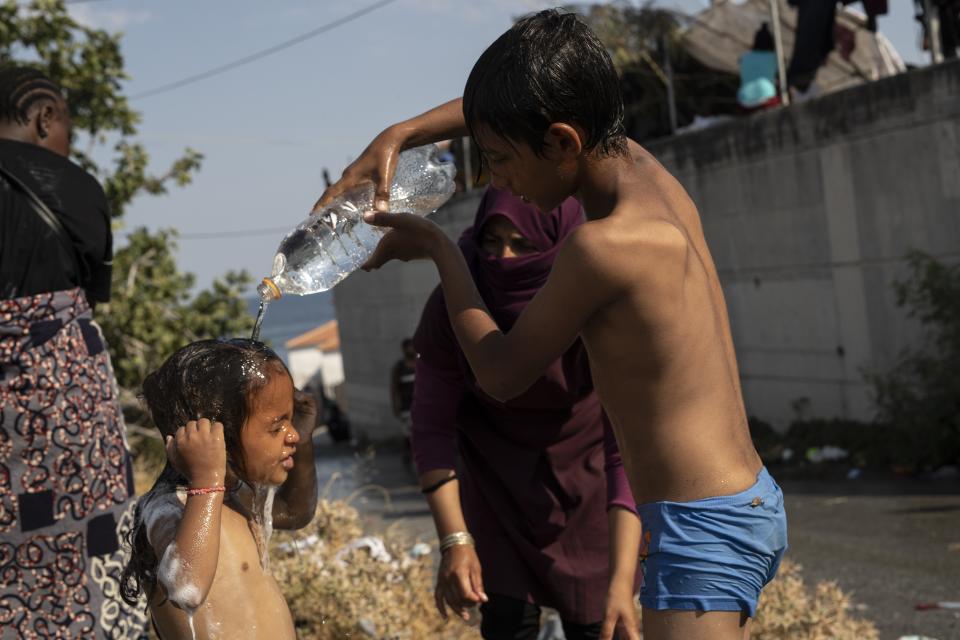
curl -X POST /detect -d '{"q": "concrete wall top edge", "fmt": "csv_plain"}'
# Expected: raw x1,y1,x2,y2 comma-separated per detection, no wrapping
645,61,960,171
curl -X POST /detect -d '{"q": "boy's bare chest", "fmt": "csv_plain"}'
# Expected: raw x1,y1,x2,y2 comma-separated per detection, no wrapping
578,279,708,422
581,291,658,374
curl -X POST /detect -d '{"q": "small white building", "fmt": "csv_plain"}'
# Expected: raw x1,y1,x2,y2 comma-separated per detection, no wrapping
285,320,345,404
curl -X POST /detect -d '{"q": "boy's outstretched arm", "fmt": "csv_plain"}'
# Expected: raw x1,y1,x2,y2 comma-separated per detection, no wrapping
272,390,319,530
148,419,226,611
363,212,622,402
315,98,466,212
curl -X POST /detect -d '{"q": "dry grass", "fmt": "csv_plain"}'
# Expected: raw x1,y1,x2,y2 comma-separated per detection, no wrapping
753,559,878,640
271,498,479,640
128,444,877,639
270,502,877,640
129,431,165,495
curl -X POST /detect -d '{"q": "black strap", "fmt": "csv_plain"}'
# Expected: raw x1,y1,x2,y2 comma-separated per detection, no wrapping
0,161,80,275
422,473,458,495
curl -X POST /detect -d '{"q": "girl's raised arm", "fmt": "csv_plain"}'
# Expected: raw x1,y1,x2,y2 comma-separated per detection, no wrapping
272,390,320,529
149,419,227,611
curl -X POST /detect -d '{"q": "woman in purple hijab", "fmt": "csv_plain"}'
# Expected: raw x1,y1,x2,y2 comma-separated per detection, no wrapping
412,187,640,639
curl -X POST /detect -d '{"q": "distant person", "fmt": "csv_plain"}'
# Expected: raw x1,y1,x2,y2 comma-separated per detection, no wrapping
738,23,781,113
916,0,960,59
410,187,641,639
0,65,148,637
304,371,352,443
786,0,836,98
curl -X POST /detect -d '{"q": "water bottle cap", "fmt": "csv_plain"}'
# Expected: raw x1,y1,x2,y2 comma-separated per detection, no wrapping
259,277,282,301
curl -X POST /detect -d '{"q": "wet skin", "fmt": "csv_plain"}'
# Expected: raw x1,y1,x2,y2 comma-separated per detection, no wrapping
149,371,313,640
324,98,765,639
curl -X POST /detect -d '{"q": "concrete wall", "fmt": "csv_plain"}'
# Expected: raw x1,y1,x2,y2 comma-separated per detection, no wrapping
645,60,960,427
332,194,483,439
335,61,960,438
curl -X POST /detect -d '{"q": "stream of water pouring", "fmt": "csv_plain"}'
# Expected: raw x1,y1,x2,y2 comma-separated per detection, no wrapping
251,300,268,342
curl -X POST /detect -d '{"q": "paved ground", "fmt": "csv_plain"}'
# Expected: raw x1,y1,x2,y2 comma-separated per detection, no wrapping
313,438,960,640
775,467,960,640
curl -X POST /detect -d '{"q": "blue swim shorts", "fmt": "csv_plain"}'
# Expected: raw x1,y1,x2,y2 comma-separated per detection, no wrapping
637,466,788,617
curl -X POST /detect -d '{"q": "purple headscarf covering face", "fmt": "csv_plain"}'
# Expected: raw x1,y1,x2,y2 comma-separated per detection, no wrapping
410,188,629,621
460,187,584,331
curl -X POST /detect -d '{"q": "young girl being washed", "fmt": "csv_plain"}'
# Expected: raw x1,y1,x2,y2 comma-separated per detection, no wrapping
120,339,320,639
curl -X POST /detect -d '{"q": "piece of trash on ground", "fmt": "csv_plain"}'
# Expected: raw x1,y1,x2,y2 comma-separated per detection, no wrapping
822,497,849,507
930,464,958,479
806,445,849,463
276,533,320,553
915,601,960,611
537,610,565,640
335,536,393,566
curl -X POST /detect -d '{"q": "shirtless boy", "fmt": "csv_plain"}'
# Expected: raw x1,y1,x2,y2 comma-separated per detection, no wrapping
319,10,787,640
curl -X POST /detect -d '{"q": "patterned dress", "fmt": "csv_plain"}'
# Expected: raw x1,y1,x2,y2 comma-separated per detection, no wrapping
0,288,148,639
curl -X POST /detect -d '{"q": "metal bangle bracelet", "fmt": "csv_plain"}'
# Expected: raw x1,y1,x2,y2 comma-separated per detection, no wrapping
439,531,475,553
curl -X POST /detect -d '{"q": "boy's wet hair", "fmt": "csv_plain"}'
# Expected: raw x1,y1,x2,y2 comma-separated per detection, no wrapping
120,338,290,605
463,9,627,158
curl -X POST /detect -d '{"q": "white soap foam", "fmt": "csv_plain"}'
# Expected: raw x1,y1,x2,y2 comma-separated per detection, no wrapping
158,542,203,610
141,493,184,547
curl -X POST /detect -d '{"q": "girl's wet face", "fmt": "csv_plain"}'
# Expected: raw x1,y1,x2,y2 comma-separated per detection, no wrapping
239,366,298,486
479,215,539,259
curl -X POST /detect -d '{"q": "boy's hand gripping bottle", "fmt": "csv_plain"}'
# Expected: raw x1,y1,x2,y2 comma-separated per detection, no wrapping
257,144,456,302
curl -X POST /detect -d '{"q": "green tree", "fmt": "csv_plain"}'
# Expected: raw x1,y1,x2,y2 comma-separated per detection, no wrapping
869,252,960,469
1,0,253,389
104,229,253,388
571,1,739,141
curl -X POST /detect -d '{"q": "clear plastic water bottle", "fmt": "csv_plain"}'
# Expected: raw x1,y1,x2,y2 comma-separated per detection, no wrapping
256,144,456,303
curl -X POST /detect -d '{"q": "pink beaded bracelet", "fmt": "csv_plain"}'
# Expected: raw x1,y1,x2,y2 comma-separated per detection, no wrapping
186,485,226,497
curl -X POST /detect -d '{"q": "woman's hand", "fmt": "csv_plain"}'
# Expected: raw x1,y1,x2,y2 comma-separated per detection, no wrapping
314,124,409,213
360,210,448,270
600,578,641,640
435,544,487,621
165,419,226,488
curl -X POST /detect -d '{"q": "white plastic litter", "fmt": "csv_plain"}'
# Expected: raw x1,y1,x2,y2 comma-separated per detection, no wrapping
334,536,393,566
806,446,849,463
276,534,320,553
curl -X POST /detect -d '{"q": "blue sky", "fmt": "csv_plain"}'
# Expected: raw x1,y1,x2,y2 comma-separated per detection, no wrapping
65,0,928,290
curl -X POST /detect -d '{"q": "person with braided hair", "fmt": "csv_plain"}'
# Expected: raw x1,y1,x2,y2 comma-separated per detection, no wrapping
0,65,111,303
0,65,150,638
